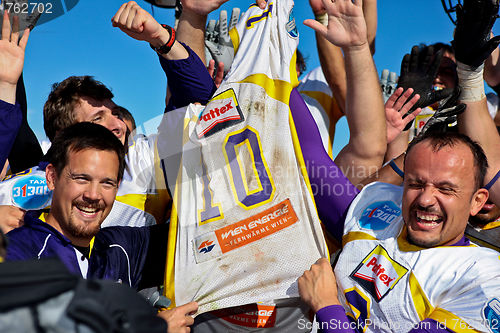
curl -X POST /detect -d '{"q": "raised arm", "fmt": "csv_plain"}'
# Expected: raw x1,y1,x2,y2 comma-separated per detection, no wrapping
0,11,28,166
176,0,229,64
308,0,377,115
452,0,500,204
112,1,188,60
112,1,216,109
308,0,347,113
305,0,387,188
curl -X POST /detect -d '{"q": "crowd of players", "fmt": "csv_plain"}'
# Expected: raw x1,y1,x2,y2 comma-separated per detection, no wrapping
0,0,500,332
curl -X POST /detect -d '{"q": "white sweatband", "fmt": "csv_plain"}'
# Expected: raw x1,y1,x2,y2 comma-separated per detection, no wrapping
315,13,328,26
457,62,485,102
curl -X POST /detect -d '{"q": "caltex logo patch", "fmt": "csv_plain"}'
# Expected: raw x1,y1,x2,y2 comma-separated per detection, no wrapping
350,245,408,302
196,89,244,139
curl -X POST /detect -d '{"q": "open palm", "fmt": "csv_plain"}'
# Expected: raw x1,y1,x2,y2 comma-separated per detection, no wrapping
0,13,29,86
385,87,421,143
304,0,367,48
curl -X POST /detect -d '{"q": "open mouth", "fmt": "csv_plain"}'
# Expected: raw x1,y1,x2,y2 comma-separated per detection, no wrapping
415,211,443,230
75,204,100,218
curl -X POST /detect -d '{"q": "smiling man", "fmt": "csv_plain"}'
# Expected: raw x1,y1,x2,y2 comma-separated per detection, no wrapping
295,131,500,333
401,133,489,248
4,122,168,291
44,137,122,248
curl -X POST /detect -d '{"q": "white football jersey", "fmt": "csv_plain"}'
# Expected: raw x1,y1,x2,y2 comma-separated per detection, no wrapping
0,134,162,227
161,0,327,315
335,182,500,332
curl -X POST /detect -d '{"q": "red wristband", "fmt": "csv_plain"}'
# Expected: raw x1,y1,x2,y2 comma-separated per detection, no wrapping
150,24,176,55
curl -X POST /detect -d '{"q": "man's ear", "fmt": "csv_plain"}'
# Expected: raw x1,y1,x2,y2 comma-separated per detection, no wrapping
45,164,58,191
470,188,489,216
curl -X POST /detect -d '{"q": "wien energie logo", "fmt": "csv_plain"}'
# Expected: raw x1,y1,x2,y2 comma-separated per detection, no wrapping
198,240,215,254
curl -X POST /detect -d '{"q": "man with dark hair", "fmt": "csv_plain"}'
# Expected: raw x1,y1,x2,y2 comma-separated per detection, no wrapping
43,76,125,144
295,129,499,332
6,123,160,288
4,122,198,331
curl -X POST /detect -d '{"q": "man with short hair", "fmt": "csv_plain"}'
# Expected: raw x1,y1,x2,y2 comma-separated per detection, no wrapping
6,122,163,289
298,131,500,332
5,122,199,332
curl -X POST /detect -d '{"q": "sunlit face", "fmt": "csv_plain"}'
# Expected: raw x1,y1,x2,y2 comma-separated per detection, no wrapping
73,97,127,144
46,148,120,246
402,141,488,247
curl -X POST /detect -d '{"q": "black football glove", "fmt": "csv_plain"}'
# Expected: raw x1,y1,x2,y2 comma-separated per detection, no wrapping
420,87,466,135
453,0,500,68
397,45,454,130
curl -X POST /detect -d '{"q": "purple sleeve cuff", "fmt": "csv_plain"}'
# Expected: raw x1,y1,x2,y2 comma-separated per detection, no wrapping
159,42,217,111
316,305,355,333
289,88,359,241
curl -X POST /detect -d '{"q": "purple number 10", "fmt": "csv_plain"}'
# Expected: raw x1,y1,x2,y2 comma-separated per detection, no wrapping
198,127,275,224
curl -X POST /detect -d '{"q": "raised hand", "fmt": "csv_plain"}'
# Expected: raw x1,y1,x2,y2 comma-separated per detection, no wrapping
205,7,240,75
111,1,164,44
419,88,466,135
380,69,399,103
303,0,367,50
397,45,454,130
385,87,421,143
256,0,267,10
0,11,30,103
453,0,500,68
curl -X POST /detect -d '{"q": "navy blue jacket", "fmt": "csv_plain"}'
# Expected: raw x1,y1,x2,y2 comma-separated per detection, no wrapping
6,213,168,290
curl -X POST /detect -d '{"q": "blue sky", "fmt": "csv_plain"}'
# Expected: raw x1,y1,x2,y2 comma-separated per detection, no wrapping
22,0,499,155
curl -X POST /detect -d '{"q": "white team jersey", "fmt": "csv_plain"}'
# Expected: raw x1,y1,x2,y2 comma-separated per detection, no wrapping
161,0,327,315
335,182,500,332
0,134,161,227
297,66,343,157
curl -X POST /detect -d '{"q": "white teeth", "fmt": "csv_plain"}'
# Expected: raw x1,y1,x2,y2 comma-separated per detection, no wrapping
416,212,441,222
78,206,97,214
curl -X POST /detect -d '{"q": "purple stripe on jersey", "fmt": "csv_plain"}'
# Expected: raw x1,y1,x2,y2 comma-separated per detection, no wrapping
289,88,359,241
